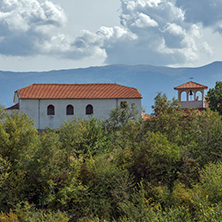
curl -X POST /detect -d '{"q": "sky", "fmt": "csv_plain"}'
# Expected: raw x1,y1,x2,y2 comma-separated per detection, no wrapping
0,0,222,71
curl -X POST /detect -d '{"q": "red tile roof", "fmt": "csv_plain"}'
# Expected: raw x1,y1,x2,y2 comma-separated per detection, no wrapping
142,112,155,121
17,83,142,99
174,81,208,90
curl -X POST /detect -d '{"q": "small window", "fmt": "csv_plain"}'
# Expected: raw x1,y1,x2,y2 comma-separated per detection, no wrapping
47,105,55,115
66,105,74,115
120,101,128,108
86,104,93,115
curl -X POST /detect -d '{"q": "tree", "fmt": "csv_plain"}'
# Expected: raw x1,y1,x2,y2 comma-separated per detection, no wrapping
59,117,110,161
198,162,222,203
130,131,181,186
190,109,222,166
0,104,7,120
0,112,38,166
0,112,39,211
103,103,140,131
206,81,222,115
151,92,180,117
147,92,200,146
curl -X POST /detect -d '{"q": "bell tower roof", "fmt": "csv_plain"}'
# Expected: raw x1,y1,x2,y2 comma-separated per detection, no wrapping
174,81,208,90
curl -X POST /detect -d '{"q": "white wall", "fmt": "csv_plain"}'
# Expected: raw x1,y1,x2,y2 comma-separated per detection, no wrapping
179,101,204,109
20,98,141,129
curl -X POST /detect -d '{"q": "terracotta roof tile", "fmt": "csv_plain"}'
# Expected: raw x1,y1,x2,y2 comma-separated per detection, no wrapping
142,112,155,121
174,81,208,90
17,83,142,99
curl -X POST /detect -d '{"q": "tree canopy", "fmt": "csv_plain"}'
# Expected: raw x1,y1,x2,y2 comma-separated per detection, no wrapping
1,92,222,221
206,81,222,114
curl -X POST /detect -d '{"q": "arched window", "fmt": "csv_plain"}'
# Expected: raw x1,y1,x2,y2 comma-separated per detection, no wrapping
181,91,187,101
196,91,203,101
86,104,93,115
47,105,55,115
188,90,194,101
66,105,74,115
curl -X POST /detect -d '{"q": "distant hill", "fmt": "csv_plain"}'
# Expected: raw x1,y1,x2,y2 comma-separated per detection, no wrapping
1,61,222,114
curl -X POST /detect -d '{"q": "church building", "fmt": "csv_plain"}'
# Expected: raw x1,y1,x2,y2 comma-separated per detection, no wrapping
6,83,142,130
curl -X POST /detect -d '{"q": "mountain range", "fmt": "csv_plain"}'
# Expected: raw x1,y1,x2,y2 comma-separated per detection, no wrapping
1,61,222,114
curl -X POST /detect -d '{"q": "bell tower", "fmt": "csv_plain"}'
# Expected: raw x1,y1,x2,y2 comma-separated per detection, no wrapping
174,81,208,109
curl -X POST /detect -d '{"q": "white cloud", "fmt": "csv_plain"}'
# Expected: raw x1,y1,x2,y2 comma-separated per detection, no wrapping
0,0,222,68
100,0,210,66
61,0,215,67
97,26,137,41
98,0,219,66
0,0,66,55
132,13,158,28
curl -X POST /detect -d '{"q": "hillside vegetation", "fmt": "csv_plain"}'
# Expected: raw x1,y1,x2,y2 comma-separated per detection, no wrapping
1,93,222,221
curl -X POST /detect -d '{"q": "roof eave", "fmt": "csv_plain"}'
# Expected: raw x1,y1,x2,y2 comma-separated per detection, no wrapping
174,87,208,90
5,103,19,110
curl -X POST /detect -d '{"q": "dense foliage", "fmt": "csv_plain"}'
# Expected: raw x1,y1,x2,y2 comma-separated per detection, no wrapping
1,95,222,221
206,81,222,115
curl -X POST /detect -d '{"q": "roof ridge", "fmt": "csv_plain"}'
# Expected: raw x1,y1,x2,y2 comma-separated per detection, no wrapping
32,83,119,85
